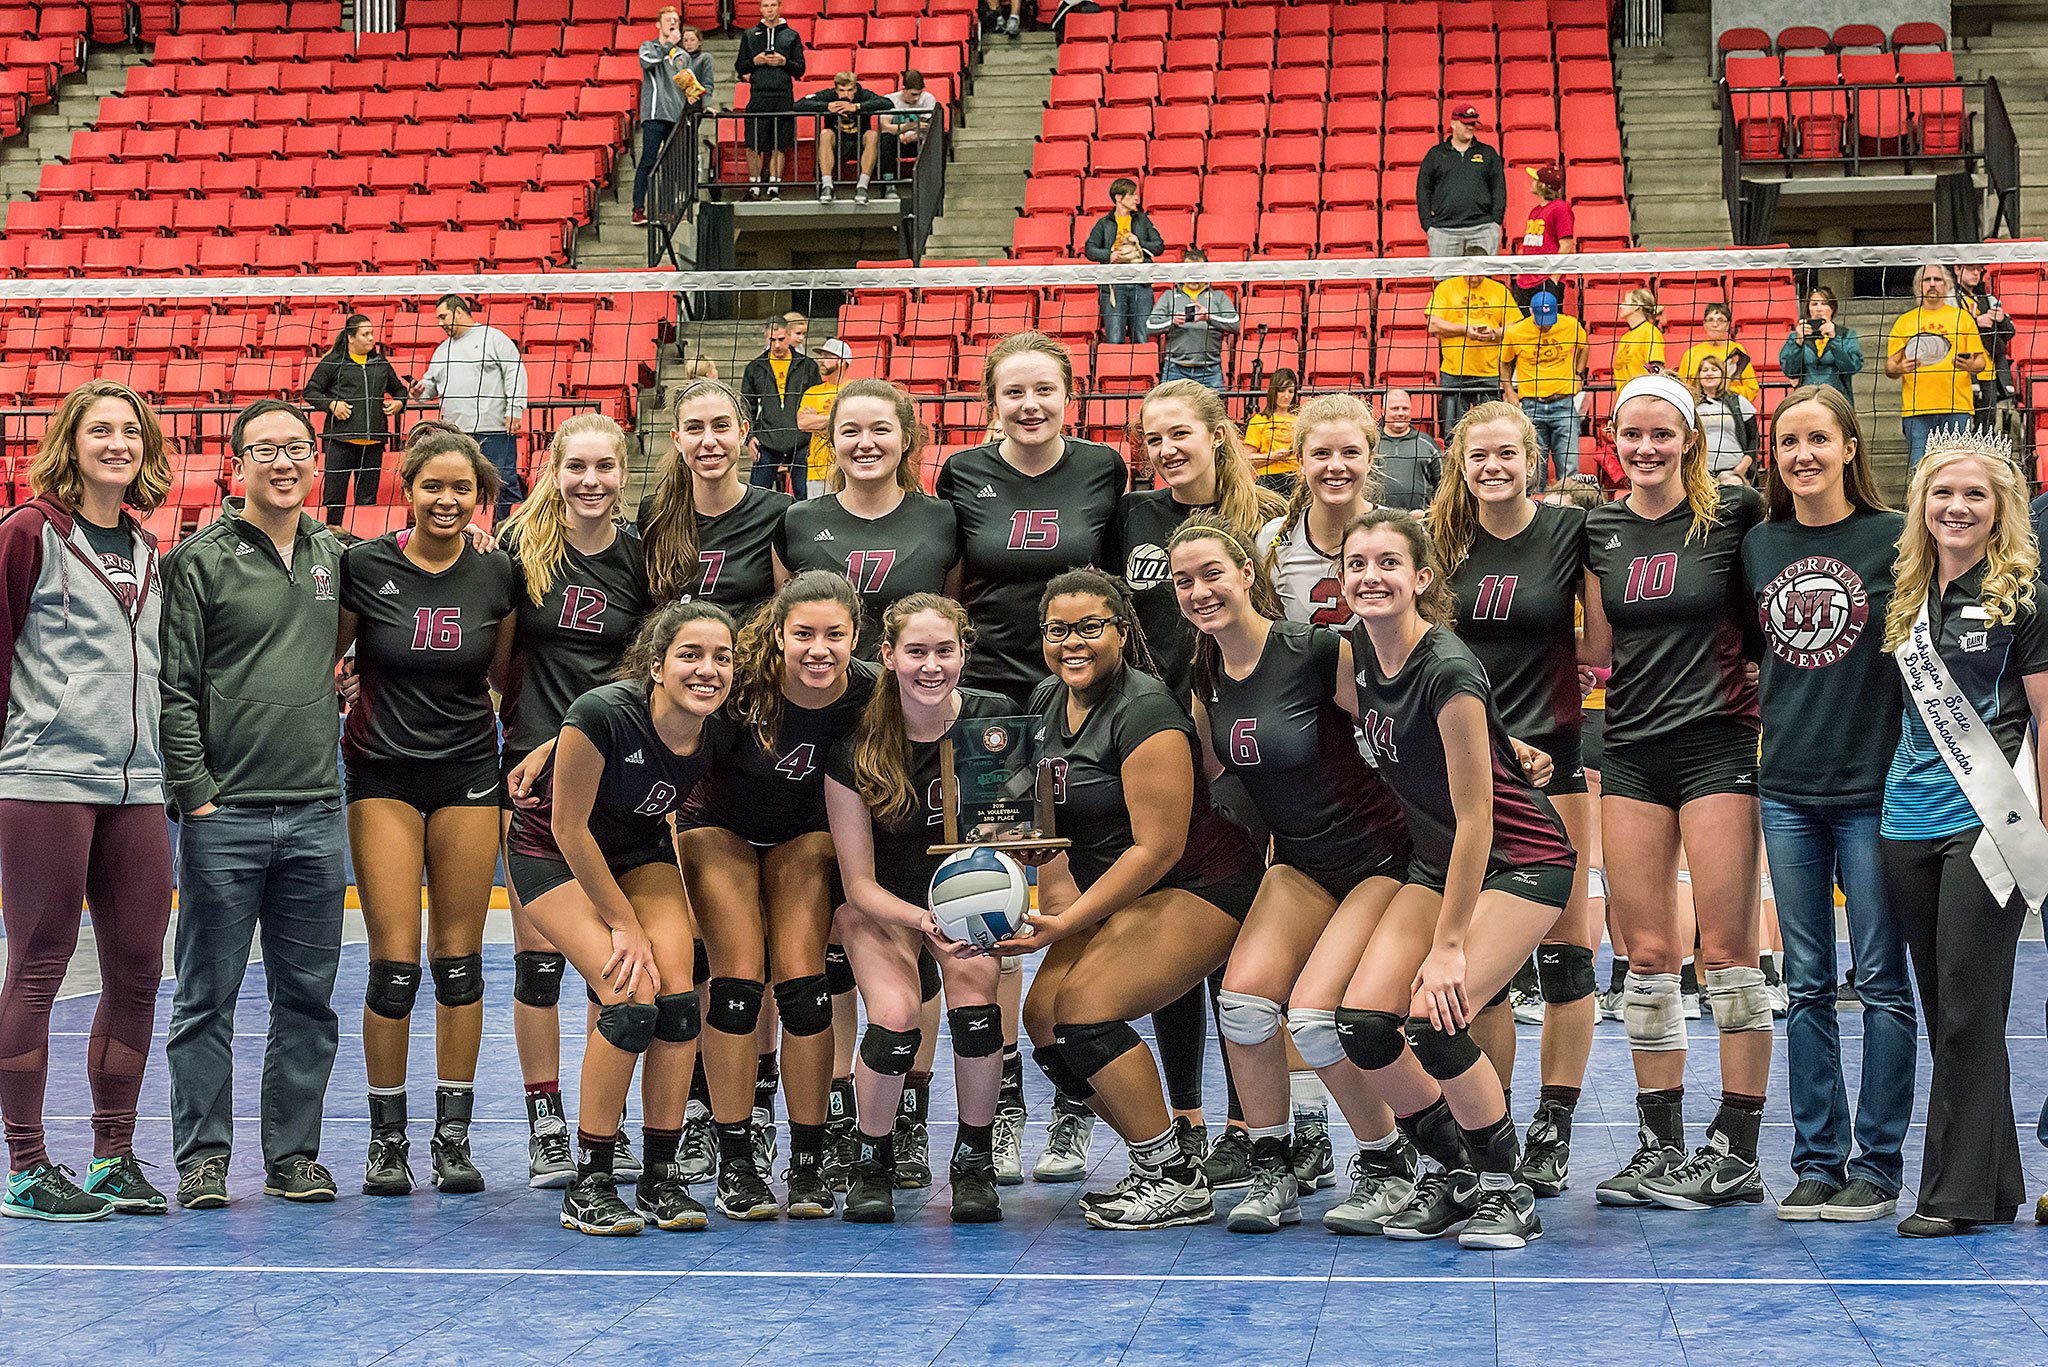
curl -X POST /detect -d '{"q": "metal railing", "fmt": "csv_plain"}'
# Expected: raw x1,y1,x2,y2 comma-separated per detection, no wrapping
1722,78,1989,173
697,107,938,205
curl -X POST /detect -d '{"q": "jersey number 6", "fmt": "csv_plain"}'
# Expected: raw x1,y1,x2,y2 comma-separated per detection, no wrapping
1229,717,1261,766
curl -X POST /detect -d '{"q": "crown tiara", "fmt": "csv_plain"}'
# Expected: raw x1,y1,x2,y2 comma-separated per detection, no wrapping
1921,425,2016,465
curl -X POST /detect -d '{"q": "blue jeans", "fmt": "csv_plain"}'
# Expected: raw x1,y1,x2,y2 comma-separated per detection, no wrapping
751,445,803,496
1520,394,1580,483
1162,360,1225,391
1903,412,1969,470
633,118,675,212
476,430,523,523
1099,284,1149,344
1761,798,1917,1195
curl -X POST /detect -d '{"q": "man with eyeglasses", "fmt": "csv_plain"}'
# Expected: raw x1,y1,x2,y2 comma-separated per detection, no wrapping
159,399,351,1211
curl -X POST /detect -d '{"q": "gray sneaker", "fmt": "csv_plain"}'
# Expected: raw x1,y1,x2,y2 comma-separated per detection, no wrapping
1639,1132,1764,1211
528,1113,574,1189
1226,1161,1301,1234
991,1104,1026,1186
676,1108,715,1184
1033,1109,1093,1183
613,1128,642,1182
1776,1177,1840,1221
1594,988,1625,1022
1595,1126,1682,1207
1289,1118,1336,1190
1509,988,1545,1026
1083,1166,1213,1231
1324,1142,1420,1236
748,1108,775,1181
1202,1125,1254,1191
1458,1182,1542,1250
1819,1177,1897,1223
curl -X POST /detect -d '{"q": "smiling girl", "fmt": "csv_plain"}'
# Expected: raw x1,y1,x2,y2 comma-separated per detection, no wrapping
639,378,792,622
1260,394,1380,630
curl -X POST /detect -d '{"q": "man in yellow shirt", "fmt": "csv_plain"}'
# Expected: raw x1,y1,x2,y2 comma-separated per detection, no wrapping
794,337,850,498
1500,290,1589,484
1886,263,1988,469
1427,251,1522,434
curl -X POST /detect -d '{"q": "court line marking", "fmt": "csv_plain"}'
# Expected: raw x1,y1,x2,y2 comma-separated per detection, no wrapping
36,1115,1951,1131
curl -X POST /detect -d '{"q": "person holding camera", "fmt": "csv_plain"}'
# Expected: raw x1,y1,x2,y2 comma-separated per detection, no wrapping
1146,248,1239,391
1778,286,1864,404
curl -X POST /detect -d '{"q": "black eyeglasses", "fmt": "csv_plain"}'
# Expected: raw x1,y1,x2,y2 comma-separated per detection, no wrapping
242,441,317,464
1040,616,1122,643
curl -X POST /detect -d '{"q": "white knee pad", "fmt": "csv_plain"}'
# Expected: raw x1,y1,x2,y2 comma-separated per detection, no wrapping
1217,990,1285,1047
1705,965,1773,1033
1286,1006,1346,1069
1587,865,1608,901
1622,971,1687,1052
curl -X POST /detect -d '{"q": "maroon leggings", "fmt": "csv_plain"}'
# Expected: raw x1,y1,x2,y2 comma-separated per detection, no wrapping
0,801,173,1170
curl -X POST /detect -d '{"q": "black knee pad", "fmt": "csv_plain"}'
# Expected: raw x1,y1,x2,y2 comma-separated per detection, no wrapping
824,942,854,995
1334,1007,1408,1071
1054,1019,1143,1079
364,959,421,1020
596,1000,658,1054
947,1003,1003,1058
706,977,764,1035
1405,1017,1483,1080
917,946,942,1003
430,953,484,1007
654,990,700,1043
512,950,565,1008
773,974,834,1036
1536,943,1597,1004
1033,1041,1095,1101
859,1023,921,1076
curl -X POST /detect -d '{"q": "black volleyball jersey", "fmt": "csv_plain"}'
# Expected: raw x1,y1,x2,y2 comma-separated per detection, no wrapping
636,484,792,623
1203,620,1408,880
824,688,1015,904
1118,488,1213,705
775,492,959,657
679,660,880,843
1350,625,1573,886
508,680,740,866
340,533,518,768
1449,502,1586,745
1031,667,1254,894
936,439,1127,699
1583,484,1764,747
501,528,654,757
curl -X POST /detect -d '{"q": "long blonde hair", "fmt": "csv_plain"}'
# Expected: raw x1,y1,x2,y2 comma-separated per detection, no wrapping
1138,379,1286,538
643,377,747,602
1270,392,1381,547
502,413,628,606
849,593,971,824
731,570,863,754
1615,390,1719,543
1428,400,1539,577
32,381,172,513
1883,434,2037,651
1623,287,1664,328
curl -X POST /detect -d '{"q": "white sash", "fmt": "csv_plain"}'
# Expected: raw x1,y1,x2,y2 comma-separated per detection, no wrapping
1895,599,2048,908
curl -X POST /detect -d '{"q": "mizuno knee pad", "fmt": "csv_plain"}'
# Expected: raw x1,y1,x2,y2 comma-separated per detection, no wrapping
511,950,565,1008
1404,1017,1482,1081
706,976,764,1035
947,1003,1003,1057
364,960,421,1020
773,974,834,1036
1054,1019,1144,1079
1286,1007,1345,1068
429,953,484,1008
1535,943,1597,1004
859,1023,921,1076
654,990,701,1043
1216,990,1284,1048
1623,971,1688,1052
1705,965,1773,1033
596,1000,658,1054
1334,1007,1408,1071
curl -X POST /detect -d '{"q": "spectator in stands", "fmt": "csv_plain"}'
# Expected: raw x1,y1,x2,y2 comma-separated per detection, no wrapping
1678,301,1760,404
741,316,823,496
1694,357,1757,483
880,71,937,182
1886,263,1989,469
1778,285,1865,403
1954,261,2017,427
411,294,529,523
1145,248,1239,391
1376,388,1443,511
633,8,707,227
1427,250,1520,434
796,72,893,205
1416,103,1506,258
783,310,810,354
1243,367,1299,492
1084,178,1165,345
984,0,1023,40
737,0,805,200
302,313,406,522
796,337,852,498
1510,163,1575,309
1500,289,1589,484
1613,287,1667,390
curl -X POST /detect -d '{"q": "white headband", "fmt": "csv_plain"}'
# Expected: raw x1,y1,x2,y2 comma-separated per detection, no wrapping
1613,374,1698,433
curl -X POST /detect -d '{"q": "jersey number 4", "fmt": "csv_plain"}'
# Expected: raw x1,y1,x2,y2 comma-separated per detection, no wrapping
411,607,461,651
1471,574,1518,621
845,549,896,593
1007,509,1060,551
1622,552,1679,604
775,743,816,781
559,585,608,634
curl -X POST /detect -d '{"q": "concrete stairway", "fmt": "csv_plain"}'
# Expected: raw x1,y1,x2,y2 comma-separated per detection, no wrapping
1613,4,1731,249
920,30,1057,262
0,46,150,223
1952,1,2048,230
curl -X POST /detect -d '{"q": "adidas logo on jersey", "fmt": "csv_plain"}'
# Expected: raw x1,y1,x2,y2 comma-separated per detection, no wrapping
1605,534,1622,550
976,484,997,498
624,749,645,764
233,542,255,555
814,529,834,541
377,580,401,595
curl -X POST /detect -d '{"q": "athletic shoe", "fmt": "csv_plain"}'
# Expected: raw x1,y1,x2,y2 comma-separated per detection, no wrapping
677,1111,715,1184
1032,1109,1093,1182
1517,1102,1572,1197
2,1162,111,1222
715,1158,780,1221
1173,1118,1207,1171
630,208,647,225
1324,1146,1419,1236
1005,13,1020,37
1509,987,1545,1026
991,1104,1026,1186
822,1114,857,1192
1459,1183,1542,1250
1766,979,1790,1018
854,185,870,206
634,1161,709,1232
748,1108,775,1181
784,1154,835,1219
363,1133,413,1196
1640,1132,1764,1211
1681,989,1703,1021
950,1159,1003,1224
81,1154,165,1214
263,1158,337,1203
177,1155,231,1210
528,1112,574,1189
1819,1177,1898,1223
1226,1162,1301,1234
562,1171,643,1236
1594,988,1625,1022
766,185,781,201
842,1160,895,1223
1083,1166,1213,1231
614,1128,642,1182
1077,1166,1145,1216
1381,1169,1478,1240
1290,1119,1336,1191
430,1132,485,1195
1595,1128,1680,1207
1776,1178,1840,1221
817,180,834,204
893,1116,932,1190
1202,1125,1254,1191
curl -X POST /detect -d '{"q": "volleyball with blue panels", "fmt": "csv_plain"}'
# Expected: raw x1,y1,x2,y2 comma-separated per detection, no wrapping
929,846,1029,950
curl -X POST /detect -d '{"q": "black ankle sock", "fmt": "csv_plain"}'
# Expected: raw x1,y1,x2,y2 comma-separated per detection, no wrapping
643,1127,681,1168
1000,1047,1024,1106
1638,1089,1685,1149
577,1130,615,1175
1397,1096,1467,1174
1459,1115,1520,1177
715,1121,752,1166
754,1053,779,1117
1609,956,1629,993
829,1076,856,1125
1052,1091,1091,1120
1712,1096,1764,1160
790,1121,827,1161
1538,1084,1581,1112
955,1121,993,1161
1680,959,1700,995
854,1128,894,1169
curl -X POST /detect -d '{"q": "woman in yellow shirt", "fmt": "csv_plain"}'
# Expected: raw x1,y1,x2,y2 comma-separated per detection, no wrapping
1678,301,1760,403
1241,367,1299,490
1612,288,1666,390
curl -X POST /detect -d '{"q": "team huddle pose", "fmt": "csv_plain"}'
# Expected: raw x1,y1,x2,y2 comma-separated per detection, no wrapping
3,332,2045,1249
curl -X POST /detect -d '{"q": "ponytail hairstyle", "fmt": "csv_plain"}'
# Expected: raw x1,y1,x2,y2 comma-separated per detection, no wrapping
399,418,501,508
1427,400,1539,578
503,412,628,606
616,598,738,689
1624,287,1664,328
325,311,372,360
850,593,972,824
1038,565,1157,680
644,377,748,601
1169,512,1287,704
1137,379,1288,539
826,377,926,496
731,570,864,754
1271,392,1382,548
1614,389,1720,544
1341,508,1455,627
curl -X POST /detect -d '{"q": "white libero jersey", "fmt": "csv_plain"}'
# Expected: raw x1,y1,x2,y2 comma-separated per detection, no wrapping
1260,513,1359,631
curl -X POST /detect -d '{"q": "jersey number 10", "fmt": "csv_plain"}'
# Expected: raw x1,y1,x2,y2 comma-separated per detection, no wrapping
1622,552,1679,604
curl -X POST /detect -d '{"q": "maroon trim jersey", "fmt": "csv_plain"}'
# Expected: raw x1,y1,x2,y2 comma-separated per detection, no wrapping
636,484,792,624
774,491,959,658
1449,501,1585,748
1583,484,1764,747
500,527,653,757
1118,488,1214,705
679,660,880,844
1349,624,1573,887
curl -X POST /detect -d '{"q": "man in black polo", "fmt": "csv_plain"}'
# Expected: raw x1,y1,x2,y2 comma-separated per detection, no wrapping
1416,102,1506,258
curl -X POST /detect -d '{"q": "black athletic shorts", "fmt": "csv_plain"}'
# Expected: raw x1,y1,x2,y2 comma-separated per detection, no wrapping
499,747,532,814
506,848,672,904
1600,716,1759,809
1522,726,1588,797
346,754,502,815
1581,708,1604,773
1277,837,1411,902
1404,860,1575,910
1162,862,1264,925
746,93,796,151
